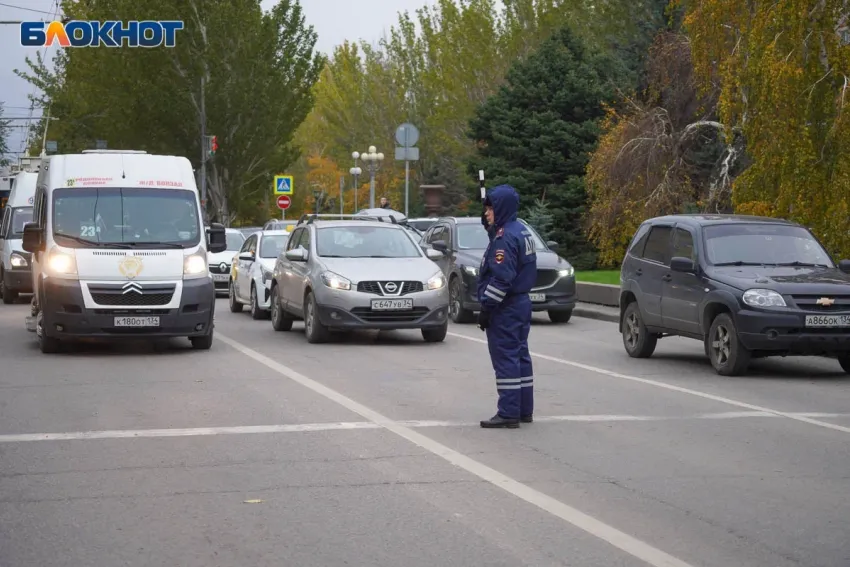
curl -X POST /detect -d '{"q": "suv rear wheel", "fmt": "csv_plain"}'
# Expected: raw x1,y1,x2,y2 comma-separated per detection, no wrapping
622,302,657,358
708,313,751,376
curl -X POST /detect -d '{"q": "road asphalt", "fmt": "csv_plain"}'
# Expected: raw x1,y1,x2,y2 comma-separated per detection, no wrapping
0,297,848,567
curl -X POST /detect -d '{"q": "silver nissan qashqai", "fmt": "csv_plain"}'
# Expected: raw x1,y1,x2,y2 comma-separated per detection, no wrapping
269,214,450,343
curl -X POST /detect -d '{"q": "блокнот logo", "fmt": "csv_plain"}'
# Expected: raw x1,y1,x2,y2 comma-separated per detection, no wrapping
20,20,184,48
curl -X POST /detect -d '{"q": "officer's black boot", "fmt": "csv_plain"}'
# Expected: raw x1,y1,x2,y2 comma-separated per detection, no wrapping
520,415,533,423
480,414,520,428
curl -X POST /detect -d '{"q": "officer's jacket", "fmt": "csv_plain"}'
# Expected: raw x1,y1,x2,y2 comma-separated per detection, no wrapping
477,184,537,310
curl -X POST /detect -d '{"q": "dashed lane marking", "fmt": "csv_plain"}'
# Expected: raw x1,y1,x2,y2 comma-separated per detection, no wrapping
447,331,850,435
3,411,850,443
216,332,697,567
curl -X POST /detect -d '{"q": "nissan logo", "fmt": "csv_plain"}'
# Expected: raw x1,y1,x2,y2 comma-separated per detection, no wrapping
219,262,228,272
385,282,398,292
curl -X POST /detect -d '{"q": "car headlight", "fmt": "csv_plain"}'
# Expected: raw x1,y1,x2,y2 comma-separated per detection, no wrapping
321,271,351,290
262,267,273,283
427,273,446,290
47,247,77,276
558,265,575,278
184,252,208,277
462,265,478,276
10,252,27,268
742,288,786,308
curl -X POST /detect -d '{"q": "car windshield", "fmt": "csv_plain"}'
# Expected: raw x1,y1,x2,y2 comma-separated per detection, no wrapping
8,206,33,237
52,187,201,248
226,233,245,251
260,234,289,258
704,223,835,267
456,222,547,250
317,225,422,258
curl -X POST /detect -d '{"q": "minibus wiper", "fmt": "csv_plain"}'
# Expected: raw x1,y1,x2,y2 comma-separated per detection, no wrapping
54,232,131,248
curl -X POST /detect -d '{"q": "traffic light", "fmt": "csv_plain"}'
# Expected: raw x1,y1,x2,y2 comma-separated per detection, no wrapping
206,135,218,157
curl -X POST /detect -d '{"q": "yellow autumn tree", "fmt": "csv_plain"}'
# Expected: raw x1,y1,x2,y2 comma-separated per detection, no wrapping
680,0,850,257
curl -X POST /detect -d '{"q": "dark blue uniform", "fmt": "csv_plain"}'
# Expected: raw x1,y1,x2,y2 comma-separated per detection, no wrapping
477,184,537,424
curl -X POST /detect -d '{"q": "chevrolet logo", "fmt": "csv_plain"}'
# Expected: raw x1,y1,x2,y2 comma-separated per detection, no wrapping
816,297,835,306
122,282,143,295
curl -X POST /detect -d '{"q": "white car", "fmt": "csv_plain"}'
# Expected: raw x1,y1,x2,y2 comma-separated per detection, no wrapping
207,228,245,295
229,229,290,318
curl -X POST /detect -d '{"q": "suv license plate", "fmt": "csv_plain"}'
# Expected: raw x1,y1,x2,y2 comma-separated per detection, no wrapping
529,293,546,302
114,316,160,327
804,314,850,328
371,298,413,311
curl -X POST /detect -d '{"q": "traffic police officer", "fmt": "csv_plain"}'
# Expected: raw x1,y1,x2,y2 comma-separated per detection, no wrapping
476,184,537,428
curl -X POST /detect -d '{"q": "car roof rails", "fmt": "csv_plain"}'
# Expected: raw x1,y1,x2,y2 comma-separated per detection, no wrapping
295,213,400,227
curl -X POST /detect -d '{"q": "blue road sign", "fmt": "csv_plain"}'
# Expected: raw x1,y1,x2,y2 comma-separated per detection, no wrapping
273,174,293,195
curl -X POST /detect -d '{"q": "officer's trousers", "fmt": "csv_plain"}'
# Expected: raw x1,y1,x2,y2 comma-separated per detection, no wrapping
485,295,533,419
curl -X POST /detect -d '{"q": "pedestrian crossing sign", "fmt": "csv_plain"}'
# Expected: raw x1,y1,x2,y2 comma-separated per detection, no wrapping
273,175,293,195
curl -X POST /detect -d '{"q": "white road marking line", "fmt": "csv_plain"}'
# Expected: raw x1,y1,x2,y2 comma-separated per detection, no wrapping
4,412,849,444
216,333,695,567
447,331,850,435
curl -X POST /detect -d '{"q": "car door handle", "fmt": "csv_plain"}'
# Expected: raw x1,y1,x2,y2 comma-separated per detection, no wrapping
661,274,672,282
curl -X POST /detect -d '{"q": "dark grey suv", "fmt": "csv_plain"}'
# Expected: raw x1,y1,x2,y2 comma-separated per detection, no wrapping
619,214,850,376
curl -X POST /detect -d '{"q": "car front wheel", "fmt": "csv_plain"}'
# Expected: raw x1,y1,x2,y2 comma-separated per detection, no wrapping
548,309,572,323
708,313,751,376
621,302,656,358
303,291,330,343
422,321,448,343
449,277,475,323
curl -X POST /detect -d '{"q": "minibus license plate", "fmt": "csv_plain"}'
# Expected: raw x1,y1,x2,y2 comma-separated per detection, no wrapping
114,316,160,327
371,299,413,311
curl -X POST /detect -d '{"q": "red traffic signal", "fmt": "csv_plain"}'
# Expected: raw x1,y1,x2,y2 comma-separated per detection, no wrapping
211,136,218,153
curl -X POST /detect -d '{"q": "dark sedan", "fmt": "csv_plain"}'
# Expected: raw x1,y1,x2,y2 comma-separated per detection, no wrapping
420,217,577,323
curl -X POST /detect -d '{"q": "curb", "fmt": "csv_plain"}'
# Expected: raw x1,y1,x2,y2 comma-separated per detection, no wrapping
572,306,618,324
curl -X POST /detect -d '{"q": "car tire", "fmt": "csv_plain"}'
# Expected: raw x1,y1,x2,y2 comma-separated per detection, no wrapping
621,302,657,358
303,291,330,343
250,285,267,320
708,313,751,376
228,280,243,313
837,354,850,374
422,321,448,343
449,276,475,323
190,329,214,350
548,309,572,323
36,313,60,354
0,269,17,305
270,285,293,332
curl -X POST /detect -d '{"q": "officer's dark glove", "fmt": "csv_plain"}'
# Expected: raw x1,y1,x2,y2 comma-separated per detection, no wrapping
478,309,491,331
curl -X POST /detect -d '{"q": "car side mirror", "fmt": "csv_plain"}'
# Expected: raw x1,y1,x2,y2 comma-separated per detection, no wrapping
431,240,448,254
21,223,44,253
670,256,696,273
207,223,227,253
839,259,850,274
425,248,442,261
285,248,307,262
546,240,559,251
238,252,254,261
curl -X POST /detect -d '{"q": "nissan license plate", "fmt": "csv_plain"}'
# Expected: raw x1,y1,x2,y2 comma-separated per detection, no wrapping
805,314,850,328
529,293,546,302
114,316,160,327
212,274,229,282
371,298,413,311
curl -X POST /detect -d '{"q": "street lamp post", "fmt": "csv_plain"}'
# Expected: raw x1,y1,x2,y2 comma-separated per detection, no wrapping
349,151,362,213
360,145,384,209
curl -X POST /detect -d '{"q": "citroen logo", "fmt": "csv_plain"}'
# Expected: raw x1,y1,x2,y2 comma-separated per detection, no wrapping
816,297,835,306
384,282,398,293
122,282,143,295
